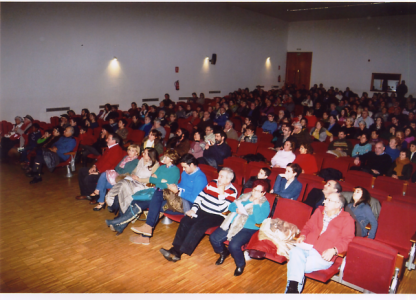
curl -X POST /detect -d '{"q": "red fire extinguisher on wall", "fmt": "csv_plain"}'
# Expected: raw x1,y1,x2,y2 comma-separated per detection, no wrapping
174,80,180,90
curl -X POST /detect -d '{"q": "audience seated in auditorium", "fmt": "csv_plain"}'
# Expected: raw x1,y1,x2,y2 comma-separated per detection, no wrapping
386,149,413,180
18,123,42,165
292,122,312,147
285,193,354,294
188,130,205,159
242,167,271,193
223,120,238,141
159,167,237,262
304,180,342,213
140,129,163,156
80,124,113,166
385,136,401,162
28,126,76,184
262,113,278,134
272,125,298,150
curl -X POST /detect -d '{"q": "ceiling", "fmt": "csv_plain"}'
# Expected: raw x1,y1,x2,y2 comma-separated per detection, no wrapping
231,2,416,22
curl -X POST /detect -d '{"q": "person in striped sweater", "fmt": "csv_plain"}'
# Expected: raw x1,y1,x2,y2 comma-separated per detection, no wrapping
159,167,238,262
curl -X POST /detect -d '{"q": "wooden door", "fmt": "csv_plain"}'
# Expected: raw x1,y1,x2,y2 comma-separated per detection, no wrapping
285,52,312,89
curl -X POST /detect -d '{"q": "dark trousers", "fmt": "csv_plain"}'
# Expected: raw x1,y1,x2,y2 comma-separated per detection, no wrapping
209,227,257,268
172,209,224,256
78,167,100,196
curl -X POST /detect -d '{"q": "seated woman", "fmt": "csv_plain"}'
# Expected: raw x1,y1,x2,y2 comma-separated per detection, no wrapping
209,180,271,276
140,129,163,156
309,121,331,142
85,113,99,130
395,130,407,150
104,148,160,234
271,140,296,168
354,120,370,139
293,143,318,175
270,163,303,200
262,113,278,134
128,150,181,245
90,144,140,211
116,119,128,141
129,114,142,130
351,133,372,157
404,127,415,145
385,137,401,162
188,130,205,159
346,187,378,239
387,149,413,180
343,117,356,139
238,124,257,144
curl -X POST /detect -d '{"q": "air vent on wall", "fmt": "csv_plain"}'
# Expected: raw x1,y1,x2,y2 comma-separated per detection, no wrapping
272,85,280,88
46,107,70,112
209,91,221,94
179,97,189,100
142,98,159,102
99,104,119,109
256,85,265,88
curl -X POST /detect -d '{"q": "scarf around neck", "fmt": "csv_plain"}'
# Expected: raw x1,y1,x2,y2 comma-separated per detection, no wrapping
394,158,410,177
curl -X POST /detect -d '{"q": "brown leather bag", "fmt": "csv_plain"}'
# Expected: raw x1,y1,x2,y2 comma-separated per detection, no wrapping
162,189,184,213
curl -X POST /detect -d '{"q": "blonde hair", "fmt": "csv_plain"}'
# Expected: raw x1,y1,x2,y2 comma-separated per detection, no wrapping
127,144,141,156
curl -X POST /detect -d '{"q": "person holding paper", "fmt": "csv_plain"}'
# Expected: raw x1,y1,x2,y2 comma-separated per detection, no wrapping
159,168,237,262
285,192,354,293
209,180,271,276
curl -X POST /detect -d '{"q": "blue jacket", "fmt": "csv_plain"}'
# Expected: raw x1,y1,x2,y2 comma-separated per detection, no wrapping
262,121,278,134
178,168,208,203
214,113,229,127
139,123,152,137
347,202,378,239
272,175,303,200
385,146,400,162
53,136,76,161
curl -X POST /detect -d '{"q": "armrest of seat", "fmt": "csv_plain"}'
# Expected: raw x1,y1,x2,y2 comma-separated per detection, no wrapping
365,223,371,230
337,251,347,258
410,232,416,243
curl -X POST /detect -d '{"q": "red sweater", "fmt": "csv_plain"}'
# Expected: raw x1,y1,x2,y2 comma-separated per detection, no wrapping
302,206,354,259
95,144,125,173
293,154,318,175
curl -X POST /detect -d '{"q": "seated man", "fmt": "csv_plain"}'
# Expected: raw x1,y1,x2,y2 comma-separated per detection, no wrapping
166,128,191,158
304,180,342,213
271,125,297,150
350,141,392,176
28,126,76,184
76,133,124,201
198,131,231,169
224,120,239,141
204,125,215,145
159,167,237,262
285,193,355,293
152,118,166,139
292,122,312,148
327,129,353,157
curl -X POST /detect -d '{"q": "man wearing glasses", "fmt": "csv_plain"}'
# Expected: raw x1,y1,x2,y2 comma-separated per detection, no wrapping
270,124,298,150
285,192,354,293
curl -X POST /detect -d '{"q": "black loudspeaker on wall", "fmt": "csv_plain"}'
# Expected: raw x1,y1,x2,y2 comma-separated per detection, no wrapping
210,53,217,65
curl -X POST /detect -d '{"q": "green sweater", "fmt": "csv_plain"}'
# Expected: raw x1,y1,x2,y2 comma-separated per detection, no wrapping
149,164,180,189
114,156,139,175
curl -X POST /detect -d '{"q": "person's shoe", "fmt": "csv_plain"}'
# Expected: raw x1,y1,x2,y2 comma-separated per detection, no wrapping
159,248,181,262
129,235,150,245
29,177,42,184
89,199,98,205
75,195,91,200
215,248,230,265
286,281,300,294
93,203,106,211
234,266,245,276
131,223,152,236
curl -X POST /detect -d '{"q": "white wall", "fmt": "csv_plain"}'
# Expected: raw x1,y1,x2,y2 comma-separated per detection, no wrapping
287,15,416,97
0,3,288,122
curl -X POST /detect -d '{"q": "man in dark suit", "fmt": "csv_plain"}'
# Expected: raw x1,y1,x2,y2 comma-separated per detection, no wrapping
76,133,125,202
272,125,298,150
303,180,342,213
326,115,341,137
410,141,416,163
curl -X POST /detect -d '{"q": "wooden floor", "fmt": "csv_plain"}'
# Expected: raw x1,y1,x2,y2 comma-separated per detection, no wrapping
0,161,415,294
